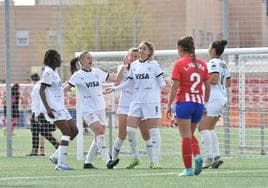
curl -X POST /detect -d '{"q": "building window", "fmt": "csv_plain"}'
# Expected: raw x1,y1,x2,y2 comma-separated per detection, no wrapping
16,31,29,47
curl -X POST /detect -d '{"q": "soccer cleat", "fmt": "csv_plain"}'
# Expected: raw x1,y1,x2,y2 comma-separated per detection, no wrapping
149,162,162,169
211,156,223,169
178,169,193,176
49,156,58,165
107,158,120,169
26,152,39,156
194,156,203,175
126,159,141,169
55,164,74,171
83,163,97,169
202,158,214,169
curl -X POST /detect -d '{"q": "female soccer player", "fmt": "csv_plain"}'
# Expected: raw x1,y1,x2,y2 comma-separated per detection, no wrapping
27,73,59,156
65,51,118,169
108,41,165,169
198,40,231,169
2,83,20,136
111,48,139,165
166,36,210,176
39,49,78,171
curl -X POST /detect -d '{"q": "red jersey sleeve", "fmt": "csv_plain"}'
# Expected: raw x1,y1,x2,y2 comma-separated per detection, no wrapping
171,60,181,81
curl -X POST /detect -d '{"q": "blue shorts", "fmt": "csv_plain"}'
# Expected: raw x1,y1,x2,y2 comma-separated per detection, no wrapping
175,102,204,123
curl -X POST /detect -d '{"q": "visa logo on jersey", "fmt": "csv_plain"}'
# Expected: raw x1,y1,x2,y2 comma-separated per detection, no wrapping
135,73,149,79
85,81,100,87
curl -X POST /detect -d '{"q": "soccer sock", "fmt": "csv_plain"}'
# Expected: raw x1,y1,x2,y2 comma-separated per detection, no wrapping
149,128,161,163
85,139,98,164
2,119,6,128
57,135,70,166
200,130,213,159
191,135,201,157
210,130,220,157
51,147,59,158
112,137,124,160
11,119,16,132
31,126,39,153
96,134,110,163
144,138,154,163
127,126,140,160
181,137,192,169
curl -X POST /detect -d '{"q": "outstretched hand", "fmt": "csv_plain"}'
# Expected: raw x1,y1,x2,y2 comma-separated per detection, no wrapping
103,87,114,94
165,107,172,119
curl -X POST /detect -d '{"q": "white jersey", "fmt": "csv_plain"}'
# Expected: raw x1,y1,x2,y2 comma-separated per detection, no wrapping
128,59,164,103
40,66,65,112
31,82,41,116
207,58,231,100
68,68,108,113
118,65,134,107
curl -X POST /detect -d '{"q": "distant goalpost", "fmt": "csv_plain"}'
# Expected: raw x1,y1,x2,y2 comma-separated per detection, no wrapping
75,47,268,160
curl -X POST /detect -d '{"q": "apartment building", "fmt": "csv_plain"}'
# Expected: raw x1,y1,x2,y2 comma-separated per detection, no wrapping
0,0,267,82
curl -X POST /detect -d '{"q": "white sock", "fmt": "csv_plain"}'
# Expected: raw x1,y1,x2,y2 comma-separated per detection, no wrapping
210,130,220,157
112,137,124,160
145,139,153,163
50,147,59,158
149,128,161,163
57,135,70,165
200,130,213,159
127,127,140,160
85,140,98,164
96,134,110,163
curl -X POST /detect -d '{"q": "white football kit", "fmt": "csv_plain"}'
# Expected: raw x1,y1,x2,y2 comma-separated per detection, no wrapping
40,66,72,123
206,58,231,116
117,65,134,115
68,68,108,126
116,60,164,119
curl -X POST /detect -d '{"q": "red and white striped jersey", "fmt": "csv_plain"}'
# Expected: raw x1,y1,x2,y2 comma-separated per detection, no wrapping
171,56,210,104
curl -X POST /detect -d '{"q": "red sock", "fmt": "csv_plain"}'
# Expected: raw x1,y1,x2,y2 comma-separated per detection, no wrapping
181,137,192,168
2,119,6,128
192,135,200,156
11,120,16,132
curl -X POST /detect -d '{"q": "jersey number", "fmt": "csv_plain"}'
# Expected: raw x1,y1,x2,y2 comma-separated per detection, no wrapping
190,73,201,93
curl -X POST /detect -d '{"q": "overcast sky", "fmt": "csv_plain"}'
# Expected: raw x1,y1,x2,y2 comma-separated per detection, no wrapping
0,0,35,5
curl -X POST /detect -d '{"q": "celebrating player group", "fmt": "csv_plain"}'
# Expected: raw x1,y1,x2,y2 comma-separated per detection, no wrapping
38,36,230,176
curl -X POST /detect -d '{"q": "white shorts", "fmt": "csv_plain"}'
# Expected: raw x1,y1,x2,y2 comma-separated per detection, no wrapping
83,110,107,127
117,106,130,115
44,109,72,123
128,102,161,119
206,98,227,117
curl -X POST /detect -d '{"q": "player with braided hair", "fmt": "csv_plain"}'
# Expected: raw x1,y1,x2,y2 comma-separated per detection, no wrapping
40,49,78,171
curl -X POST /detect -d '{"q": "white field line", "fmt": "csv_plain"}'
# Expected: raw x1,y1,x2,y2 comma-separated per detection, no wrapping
1,169,268,181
